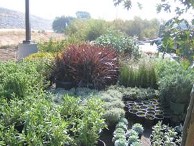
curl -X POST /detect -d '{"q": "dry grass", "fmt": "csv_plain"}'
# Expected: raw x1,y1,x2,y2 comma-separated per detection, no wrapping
0,29,64,61
0,29,64,47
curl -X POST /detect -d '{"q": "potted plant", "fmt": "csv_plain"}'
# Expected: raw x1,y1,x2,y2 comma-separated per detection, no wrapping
50,43,119,90
132,123,144,137
158,71,193,119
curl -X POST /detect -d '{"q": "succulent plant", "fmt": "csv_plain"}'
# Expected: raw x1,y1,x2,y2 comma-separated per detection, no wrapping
119,118,128,125
114,139,128,146
132,123,144,135
113,128,126,136
125,129,138,138
116,122,128,132
128,134,139,144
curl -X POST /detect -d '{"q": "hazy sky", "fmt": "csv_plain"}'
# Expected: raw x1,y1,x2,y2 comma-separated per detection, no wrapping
0,0,192,21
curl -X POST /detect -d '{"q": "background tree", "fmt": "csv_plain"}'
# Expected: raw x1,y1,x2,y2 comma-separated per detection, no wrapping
113,0,194,13
111,17,160,40
52,16,74,33
76,11,91,19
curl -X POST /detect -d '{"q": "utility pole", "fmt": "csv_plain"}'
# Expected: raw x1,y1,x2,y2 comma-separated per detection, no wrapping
24,0,31,43
17,0,38,60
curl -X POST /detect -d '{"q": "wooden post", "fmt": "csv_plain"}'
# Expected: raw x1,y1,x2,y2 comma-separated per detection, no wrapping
182,84,194,146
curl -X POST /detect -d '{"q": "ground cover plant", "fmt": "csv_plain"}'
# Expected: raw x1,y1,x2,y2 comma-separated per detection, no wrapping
0,89,106,146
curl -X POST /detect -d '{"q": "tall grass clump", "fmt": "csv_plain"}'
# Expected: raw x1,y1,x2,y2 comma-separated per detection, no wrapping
51,43,119,89
119,61,157,89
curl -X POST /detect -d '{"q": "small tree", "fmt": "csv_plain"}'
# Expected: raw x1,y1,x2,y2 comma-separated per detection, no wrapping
52,16,74,33
76,11,91,19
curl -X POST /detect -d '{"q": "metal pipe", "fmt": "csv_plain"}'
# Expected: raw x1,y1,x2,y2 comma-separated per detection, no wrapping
24,0,31,43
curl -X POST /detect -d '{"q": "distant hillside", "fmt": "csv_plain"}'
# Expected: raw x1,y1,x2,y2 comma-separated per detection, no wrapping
0,7,52,30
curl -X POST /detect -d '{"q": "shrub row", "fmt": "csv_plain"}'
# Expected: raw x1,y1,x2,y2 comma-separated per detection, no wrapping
0,61,47,99
0,94,106,146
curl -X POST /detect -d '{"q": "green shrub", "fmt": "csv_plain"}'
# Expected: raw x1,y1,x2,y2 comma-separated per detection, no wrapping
38,38,82,53
0,93,106,146
0,61,47,99
76,98,106,146
156,59,194,119
103,108,125,126
158,72,193,110
60,96,106,146
95,30,140,59
51,43,119,89
65,19,111,41
0,94,73,146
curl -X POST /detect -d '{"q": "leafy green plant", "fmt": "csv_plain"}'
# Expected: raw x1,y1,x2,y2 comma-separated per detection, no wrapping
131,142,142,146
51,43,119,89
156,18,194,64
76,98,106,146
150,121,182,145
115,86,159,101
0,94,74,146
0,92,107,146
95,30,140,59
157,59,194,119
98,87,126,126
0,61,47,99
103,108,125,126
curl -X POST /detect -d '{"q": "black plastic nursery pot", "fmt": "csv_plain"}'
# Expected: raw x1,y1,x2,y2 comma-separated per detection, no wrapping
99,128,114,146
170,101,185,115
14,121,25,133
55,80,75,89
97,139,106,146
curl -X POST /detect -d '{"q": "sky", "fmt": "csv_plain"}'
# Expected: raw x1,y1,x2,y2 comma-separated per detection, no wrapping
0,0,193,21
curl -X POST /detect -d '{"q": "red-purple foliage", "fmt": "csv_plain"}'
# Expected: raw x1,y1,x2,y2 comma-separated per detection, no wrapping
51,43,119,89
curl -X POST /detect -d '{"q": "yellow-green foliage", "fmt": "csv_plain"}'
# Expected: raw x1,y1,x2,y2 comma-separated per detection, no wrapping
38,38,82,53
25,52,55,61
